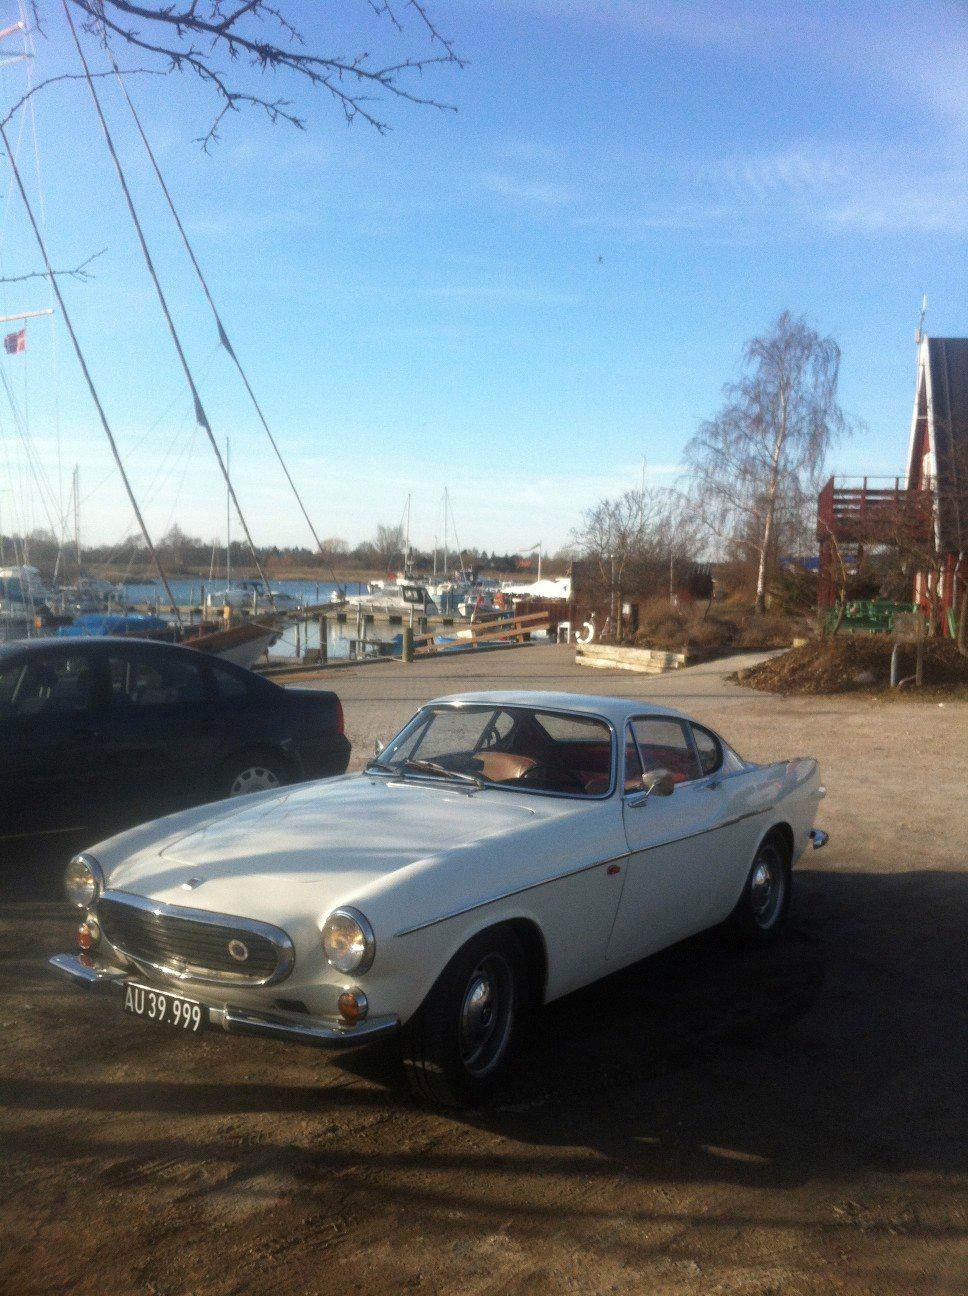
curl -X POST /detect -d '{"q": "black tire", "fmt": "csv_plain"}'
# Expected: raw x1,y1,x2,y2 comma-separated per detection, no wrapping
401,926,531,1107
726,831,792,944
219,750,288,800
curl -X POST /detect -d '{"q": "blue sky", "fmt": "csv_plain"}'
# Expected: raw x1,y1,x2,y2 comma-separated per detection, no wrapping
0,0,965,557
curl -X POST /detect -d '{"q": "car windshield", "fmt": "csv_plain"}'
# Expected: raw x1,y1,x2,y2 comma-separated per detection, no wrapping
373,704,614,798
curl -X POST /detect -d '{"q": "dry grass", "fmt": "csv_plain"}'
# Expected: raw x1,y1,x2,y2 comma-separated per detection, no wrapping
633,600,796,657
733,633,968,695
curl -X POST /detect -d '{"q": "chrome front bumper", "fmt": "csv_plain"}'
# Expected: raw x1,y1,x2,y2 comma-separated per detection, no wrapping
48,954,399,1049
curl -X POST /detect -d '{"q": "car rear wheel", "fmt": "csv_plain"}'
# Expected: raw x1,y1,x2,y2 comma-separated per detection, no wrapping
222,753,287,799
727,832,792,943
401,927,530,1107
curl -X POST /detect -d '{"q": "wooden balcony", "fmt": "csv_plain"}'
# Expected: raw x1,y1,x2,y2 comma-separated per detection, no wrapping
817,476,932,545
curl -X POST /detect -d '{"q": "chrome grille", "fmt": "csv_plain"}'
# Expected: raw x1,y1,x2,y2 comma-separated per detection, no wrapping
97,892,293,986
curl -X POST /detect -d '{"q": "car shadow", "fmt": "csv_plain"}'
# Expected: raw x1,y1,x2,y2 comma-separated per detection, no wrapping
3,866,966,1208
336,865,968,1187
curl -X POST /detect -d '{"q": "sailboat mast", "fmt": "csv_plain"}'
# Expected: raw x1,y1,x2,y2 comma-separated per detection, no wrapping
73,465,80,569
226,438,231,590
0,118,182,624
443,489,449,576
404,493,411,573
63,1,275,608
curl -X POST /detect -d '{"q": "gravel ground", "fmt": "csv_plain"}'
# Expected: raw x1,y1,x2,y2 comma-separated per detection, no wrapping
2,644,966,1295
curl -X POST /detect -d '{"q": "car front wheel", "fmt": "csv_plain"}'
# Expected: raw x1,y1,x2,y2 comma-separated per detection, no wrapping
401,926,530,1107
727,832,792,943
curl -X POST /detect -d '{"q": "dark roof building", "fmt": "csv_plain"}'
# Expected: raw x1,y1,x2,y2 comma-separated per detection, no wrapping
906,336,968,559
818,334,966,635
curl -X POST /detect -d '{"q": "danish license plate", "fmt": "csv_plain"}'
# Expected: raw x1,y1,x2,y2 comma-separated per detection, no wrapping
122,982,207,1033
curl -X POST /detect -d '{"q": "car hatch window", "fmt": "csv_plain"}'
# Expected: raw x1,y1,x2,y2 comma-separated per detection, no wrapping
110,652,208,707
11,653,97,719
630,717,701,784
691,724,723,777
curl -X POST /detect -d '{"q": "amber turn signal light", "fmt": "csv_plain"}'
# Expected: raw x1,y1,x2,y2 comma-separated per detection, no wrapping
337,990,368,1024
76,920,99,952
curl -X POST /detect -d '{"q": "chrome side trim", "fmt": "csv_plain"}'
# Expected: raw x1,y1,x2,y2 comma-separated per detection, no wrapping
393,806,773,938
97,890,295,988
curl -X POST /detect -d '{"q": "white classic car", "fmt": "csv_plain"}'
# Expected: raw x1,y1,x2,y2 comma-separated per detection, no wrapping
51,690,828,1105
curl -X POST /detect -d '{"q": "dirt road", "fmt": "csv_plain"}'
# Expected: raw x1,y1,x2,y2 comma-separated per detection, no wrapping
2,646,966,1294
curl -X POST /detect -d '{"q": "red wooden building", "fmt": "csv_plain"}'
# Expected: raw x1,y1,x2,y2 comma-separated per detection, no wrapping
818,335,967,634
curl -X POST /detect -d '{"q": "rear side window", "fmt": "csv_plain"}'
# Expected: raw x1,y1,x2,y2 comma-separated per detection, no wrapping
211,665,250,703
691,725,723,777
10,653,96,719
630,717,700,783
110,652,208,708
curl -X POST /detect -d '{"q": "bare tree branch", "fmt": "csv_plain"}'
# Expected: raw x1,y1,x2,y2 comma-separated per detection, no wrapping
0,248,106,283
57,0,464,147
0,67,161,129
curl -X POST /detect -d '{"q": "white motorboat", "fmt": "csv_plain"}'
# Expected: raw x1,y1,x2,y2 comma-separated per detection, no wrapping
0,565,54,616
204,580,300,613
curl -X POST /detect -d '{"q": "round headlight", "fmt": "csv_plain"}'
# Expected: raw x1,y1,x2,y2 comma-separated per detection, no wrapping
64,854,103,910
321,907,375,974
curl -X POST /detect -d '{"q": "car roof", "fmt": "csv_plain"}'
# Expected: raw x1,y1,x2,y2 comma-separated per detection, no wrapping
0,636,250,670
427,689,690,726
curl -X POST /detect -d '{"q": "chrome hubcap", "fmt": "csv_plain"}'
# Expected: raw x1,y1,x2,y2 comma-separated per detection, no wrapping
229,766,280,797
750,847,784,928
458,953,514,1078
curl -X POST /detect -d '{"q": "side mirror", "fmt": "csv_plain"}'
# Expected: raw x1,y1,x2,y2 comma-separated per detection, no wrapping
641,768,676,798
374,738,386,755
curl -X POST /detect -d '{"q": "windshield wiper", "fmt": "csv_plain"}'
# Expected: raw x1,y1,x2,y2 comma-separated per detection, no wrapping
403,759,485,790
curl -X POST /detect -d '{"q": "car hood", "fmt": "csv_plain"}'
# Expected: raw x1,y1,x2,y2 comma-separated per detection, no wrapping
98,773,592,928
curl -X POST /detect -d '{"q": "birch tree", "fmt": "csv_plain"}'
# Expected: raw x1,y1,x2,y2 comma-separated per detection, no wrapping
686,312,848,613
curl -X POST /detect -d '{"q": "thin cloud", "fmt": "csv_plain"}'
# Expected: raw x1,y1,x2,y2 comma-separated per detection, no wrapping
473,170,575,207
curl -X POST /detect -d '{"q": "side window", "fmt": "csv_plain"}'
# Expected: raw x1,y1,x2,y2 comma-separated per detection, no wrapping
0,658,26,718
691,725,722,777
211,665,250,703
11,653,96,719
110,652,208,708
624,723,644,792
630,717,701,784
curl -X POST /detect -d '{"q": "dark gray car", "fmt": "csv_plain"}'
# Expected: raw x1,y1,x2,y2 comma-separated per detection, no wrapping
0,637,349,851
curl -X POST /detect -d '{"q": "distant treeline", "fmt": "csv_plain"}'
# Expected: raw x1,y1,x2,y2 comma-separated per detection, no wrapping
1,524,569,582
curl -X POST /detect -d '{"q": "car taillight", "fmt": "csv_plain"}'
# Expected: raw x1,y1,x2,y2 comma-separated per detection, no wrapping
334,699,344,736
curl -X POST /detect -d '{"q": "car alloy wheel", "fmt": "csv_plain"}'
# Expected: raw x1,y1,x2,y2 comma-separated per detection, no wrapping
749,843,785,930
229,765,281,797
458,952,516,1079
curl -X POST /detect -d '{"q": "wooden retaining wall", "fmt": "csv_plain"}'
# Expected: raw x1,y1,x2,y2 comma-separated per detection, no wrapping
576,644,688,673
